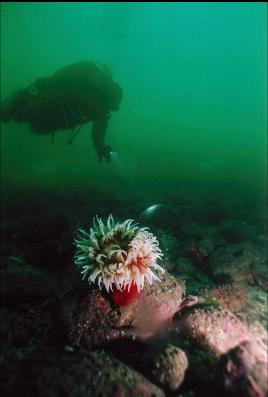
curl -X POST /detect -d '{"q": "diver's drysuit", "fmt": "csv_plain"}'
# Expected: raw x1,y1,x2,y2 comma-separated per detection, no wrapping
0,61,123,162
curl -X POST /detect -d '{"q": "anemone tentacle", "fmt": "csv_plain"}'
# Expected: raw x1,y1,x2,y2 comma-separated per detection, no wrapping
74,215,164,293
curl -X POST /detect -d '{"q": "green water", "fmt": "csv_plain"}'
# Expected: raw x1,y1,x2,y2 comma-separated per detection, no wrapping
1,2,267,202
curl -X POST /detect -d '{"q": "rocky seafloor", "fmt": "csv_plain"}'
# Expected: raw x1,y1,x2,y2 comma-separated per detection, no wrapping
1,186,267,397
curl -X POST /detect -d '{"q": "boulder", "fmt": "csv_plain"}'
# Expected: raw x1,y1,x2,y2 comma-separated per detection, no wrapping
61,269,185,348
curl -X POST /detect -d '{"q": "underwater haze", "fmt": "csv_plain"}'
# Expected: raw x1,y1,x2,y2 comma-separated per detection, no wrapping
1,2,267,202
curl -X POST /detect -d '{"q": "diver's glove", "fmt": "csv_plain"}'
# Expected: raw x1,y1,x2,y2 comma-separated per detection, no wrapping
97,144,113,163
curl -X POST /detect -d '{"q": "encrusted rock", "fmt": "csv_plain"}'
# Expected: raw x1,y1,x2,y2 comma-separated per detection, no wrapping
36,350,165,397
222,324,268,397
208,242,265,285
238,287,268,327
218,219,256,243
151,344,188,391
172,309,267,396
182,308,250,356
203,284,247,312
61,269,184,347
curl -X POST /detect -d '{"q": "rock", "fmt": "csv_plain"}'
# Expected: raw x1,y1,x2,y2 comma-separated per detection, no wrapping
176,222,224,261
208,242,265,285
151,344,188,391
169,336,222,392
173,257,215,295
171,308,267,396
187,238,215,266
203,284,268,330
174,257,196,277
1,210,71,269
222,323,268,397
2,305,55,347
1,256,58,305
237,287,268,329
250,258,268,292
0,308,12,343
61,269,185,348
218,219,256,243
203,284,247,312
203,284,267,329
182,308,250,356
179,222,222,245
36,350,166,397
0,305,57,397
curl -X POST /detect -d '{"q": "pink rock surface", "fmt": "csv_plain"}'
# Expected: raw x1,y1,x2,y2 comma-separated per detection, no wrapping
204,283,247,312
224,335,268,397
182,308,268,396
183,308,250,356
61,270,184,347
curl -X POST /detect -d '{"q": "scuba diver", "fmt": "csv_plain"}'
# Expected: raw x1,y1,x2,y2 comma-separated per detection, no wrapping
0,61,123,162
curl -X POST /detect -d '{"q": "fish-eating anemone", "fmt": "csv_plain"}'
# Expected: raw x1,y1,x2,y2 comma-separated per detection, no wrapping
74,215,164,305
